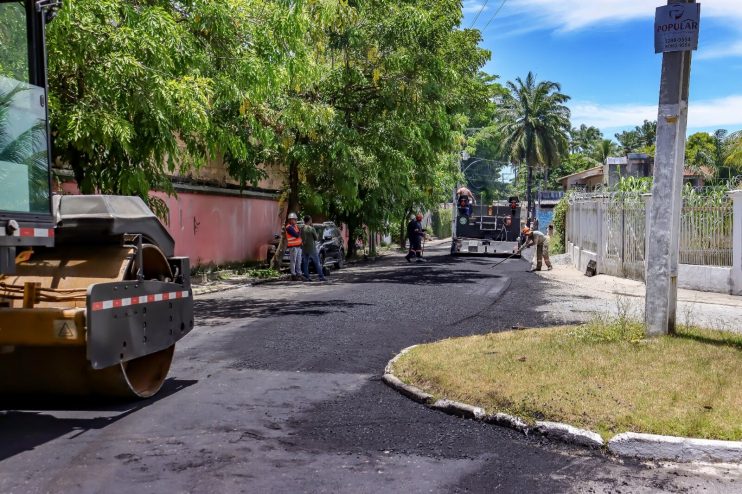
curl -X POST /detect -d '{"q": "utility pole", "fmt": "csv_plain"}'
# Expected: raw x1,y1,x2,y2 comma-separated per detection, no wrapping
645,1,700,336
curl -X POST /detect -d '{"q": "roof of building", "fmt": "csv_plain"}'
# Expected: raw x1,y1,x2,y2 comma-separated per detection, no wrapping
557,165,604,183
684,166,714,178
605,157,627,165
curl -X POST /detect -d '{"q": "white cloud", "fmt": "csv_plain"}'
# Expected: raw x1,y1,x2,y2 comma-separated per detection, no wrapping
696,41,742,60
571,95,742,131
513,0,742,31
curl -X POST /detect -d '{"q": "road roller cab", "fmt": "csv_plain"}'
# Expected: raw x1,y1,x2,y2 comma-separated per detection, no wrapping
0,0,194,398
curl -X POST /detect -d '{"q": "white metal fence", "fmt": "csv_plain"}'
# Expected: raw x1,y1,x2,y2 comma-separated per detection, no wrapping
566,193,734,281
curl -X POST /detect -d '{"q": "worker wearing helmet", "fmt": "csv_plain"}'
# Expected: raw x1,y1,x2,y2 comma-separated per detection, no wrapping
522,226,552,272
405,213,426,263
285,213,303,281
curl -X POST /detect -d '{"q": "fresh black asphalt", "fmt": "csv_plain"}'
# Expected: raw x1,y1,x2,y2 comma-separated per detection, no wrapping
1,242,738,493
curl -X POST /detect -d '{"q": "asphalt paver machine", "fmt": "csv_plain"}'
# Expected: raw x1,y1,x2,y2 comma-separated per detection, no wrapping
0,0,194,397
450,193,522,257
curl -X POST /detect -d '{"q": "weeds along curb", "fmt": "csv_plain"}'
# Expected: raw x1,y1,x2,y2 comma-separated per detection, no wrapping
383,347,742,463
193,275,290,297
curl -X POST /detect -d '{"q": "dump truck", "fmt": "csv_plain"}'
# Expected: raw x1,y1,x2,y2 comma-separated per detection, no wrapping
0,0,194,397
450,193,522,256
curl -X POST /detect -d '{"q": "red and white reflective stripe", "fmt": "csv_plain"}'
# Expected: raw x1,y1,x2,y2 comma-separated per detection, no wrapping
91,290,190,312
0,228,54,238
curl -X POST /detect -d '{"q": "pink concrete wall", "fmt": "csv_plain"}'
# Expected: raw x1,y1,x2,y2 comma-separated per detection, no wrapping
155,191,281,266
56,182,281,266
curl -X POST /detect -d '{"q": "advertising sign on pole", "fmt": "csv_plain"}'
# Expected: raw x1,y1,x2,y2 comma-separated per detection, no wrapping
655,3,700,53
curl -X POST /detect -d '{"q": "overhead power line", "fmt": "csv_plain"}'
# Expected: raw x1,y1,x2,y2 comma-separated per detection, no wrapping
481,0,508,32
469,0,490,29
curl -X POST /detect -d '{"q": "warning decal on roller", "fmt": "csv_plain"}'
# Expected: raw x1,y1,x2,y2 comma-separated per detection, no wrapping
54,320,78,340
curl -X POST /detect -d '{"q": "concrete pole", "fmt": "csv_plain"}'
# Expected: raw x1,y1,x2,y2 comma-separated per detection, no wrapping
645,0,694,336
730,190,742,295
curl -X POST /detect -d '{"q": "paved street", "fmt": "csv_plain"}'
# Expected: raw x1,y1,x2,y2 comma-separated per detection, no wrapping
1,242,740,493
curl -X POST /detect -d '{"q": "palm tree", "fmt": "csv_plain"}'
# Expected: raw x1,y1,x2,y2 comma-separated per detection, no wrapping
591,139,620,164
495,72,571,224
570,124,602,154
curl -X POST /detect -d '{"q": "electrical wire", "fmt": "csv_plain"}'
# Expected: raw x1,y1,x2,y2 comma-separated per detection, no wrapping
481,0,509,32
469,0,490,29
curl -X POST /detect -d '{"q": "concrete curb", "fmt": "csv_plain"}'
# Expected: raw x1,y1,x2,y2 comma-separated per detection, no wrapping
608,432,742,463
484,413,530,434
383,347,742,463
535,421,604,449
192,284,241,296
384,345,418,375
381,374,433,404
431,399,486,420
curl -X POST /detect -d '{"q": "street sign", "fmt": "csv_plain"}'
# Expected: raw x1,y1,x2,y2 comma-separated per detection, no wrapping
655,3,701,54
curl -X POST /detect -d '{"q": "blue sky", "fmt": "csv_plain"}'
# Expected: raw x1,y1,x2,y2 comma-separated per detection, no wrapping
462,0,742,137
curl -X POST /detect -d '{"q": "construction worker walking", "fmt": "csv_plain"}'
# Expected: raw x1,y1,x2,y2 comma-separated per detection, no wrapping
285,213,303,281
522,226,552,272
405,213,426,263
301,216,327,282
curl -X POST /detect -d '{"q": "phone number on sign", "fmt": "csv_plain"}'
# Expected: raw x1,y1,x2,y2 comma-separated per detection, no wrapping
662,36,694,50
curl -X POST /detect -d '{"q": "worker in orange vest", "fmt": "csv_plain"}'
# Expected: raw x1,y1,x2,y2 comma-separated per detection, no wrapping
286,213,303,281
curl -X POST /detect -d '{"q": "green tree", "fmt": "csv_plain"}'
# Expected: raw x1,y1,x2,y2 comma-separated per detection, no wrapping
591,138,621,164
570,124,602,154
546,152,598,189
685,132,716,173
723,130,742,179
267,0,491,258
614,120,656,155
494,71,571,223
47,0,305,217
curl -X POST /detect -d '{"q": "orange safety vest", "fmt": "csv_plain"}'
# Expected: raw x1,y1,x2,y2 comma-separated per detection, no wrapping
286,224,302,247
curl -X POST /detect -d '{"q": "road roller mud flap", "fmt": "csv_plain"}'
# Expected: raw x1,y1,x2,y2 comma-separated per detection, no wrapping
86,280,194,370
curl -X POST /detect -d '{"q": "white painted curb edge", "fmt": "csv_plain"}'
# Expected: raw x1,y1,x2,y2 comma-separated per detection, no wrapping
383,348,742,463
608,432,742,463
384,345,418,375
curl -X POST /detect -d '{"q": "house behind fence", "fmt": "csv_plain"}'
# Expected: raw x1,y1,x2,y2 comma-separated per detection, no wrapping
566,190,742,295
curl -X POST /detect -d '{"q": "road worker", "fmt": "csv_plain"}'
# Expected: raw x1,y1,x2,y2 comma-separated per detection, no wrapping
285,213,303,281
301,216,326,282
456,186,475,217
405,213,426,263
522,226,552,272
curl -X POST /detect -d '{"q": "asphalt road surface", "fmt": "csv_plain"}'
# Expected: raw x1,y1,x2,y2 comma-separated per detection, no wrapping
1,242,740,493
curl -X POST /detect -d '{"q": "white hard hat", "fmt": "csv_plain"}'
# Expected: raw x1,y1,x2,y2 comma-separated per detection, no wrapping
288,213,298,220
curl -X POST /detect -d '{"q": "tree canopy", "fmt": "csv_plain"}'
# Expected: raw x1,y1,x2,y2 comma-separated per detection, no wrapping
44,0,491,243
614,120,656,155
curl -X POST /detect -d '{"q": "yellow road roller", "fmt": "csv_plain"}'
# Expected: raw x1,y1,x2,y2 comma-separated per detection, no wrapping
0,0,194,398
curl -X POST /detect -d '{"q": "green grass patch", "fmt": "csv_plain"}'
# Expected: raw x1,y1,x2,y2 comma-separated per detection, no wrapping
392,322,742,441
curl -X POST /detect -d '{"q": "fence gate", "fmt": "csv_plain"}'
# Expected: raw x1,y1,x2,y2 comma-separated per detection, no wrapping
622,197,646,281
601,197,623,278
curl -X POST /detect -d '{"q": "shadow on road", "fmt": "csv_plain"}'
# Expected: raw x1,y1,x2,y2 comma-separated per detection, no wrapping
194,298,373,325
0,378,196,462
